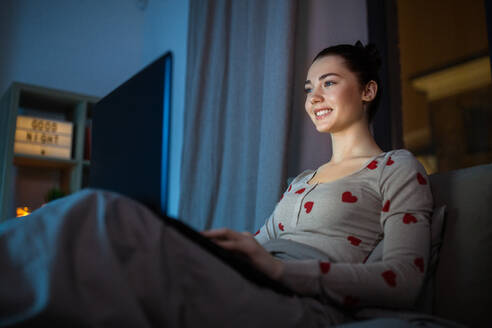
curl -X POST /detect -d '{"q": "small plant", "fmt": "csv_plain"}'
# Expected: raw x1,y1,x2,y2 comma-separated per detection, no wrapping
44,188,66,203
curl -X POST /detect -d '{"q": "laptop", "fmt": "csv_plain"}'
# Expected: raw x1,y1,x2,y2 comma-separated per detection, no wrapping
89,52,295,297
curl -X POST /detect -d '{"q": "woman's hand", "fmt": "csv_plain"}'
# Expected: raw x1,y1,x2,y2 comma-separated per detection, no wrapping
201,228,284,280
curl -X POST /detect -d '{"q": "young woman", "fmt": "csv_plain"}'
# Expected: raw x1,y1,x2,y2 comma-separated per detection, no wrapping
0,42,433,327
203,41,433,314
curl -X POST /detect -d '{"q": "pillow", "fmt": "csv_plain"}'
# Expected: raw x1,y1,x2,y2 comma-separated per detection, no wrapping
429,205,447,271
365,205,447,267
417,205,447,313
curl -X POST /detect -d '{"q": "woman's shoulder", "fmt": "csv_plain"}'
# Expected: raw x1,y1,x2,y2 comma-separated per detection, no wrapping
382,149,421,166
384,148,415,159
379,148,427,177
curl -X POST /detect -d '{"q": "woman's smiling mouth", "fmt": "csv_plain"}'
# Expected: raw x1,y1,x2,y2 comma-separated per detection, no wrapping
314,108,333,120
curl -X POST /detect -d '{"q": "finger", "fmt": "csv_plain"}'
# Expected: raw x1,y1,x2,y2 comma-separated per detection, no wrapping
241,231,253,237
213,239,234,246
213,239,241,251
201,228,231,238
202,228,242,241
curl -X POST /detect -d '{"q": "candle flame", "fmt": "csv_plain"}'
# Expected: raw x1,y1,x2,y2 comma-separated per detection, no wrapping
16,207,31,218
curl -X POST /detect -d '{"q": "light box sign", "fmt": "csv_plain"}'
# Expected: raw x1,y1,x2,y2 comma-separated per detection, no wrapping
14,115,73,159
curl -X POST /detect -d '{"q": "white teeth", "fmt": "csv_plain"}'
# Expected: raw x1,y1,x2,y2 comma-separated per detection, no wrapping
315,109,332,116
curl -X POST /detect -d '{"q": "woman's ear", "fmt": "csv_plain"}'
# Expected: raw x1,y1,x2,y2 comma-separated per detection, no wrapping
361,80,378,102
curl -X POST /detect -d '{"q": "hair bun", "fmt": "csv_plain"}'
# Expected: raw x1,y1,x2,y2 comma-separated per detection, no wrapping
364,43,382,69
354,41,382,71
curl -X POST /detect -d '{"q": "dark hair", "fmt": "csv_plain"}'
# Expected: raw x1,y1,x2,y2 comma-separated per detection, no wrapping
313,41,382,123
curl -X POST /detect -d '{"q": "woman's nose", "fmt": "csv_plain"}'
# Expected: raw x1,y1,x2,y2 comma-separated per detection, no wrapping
310,93,323,104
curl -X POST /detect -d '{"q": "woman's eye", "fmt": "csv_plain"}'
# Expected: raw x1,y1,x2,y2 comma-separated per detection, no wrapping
304,87,312,94
324,81,335,87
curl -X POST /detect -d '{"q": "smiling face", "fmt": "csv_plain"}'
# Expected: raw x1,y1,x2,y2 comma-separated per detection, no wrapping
304,55,375,134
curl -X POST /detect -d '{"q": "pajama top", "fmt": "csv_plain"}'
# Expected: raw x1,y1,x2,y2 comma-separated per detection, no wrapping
254,149,433,309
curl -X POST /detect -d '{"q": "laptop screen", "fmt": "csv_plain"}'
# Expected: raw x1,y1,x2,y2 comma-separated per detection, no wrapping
89,52,172,215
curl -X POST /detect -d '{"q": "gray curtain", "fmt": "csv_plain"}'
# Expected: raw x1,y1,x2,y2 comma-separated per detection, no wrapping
178,0,297,232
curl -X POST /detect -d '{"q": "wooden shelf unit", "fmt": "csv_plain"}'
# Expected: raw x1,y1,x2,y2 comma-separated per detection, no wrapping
0,82,99,221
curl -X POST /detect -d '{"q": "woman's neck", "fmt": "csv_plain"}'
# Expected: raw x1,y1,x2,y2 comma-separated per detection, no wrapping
329,121,383,164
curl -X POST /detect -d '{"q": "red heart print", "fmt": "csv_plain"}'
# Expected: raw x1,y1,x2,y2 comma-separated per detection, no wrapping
288,185,292,192
344,296,360,306
278,222,284,231
403,213,417,224
381,270,397,287
367,160,378,170
295,188,305,194
382,200,390,212
414,257,424,273
254,229,260,236
417,172,427,185
342,191,358,203
304,201,314,213
319,262,331,273
386,157,394,166
347,236,362,246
